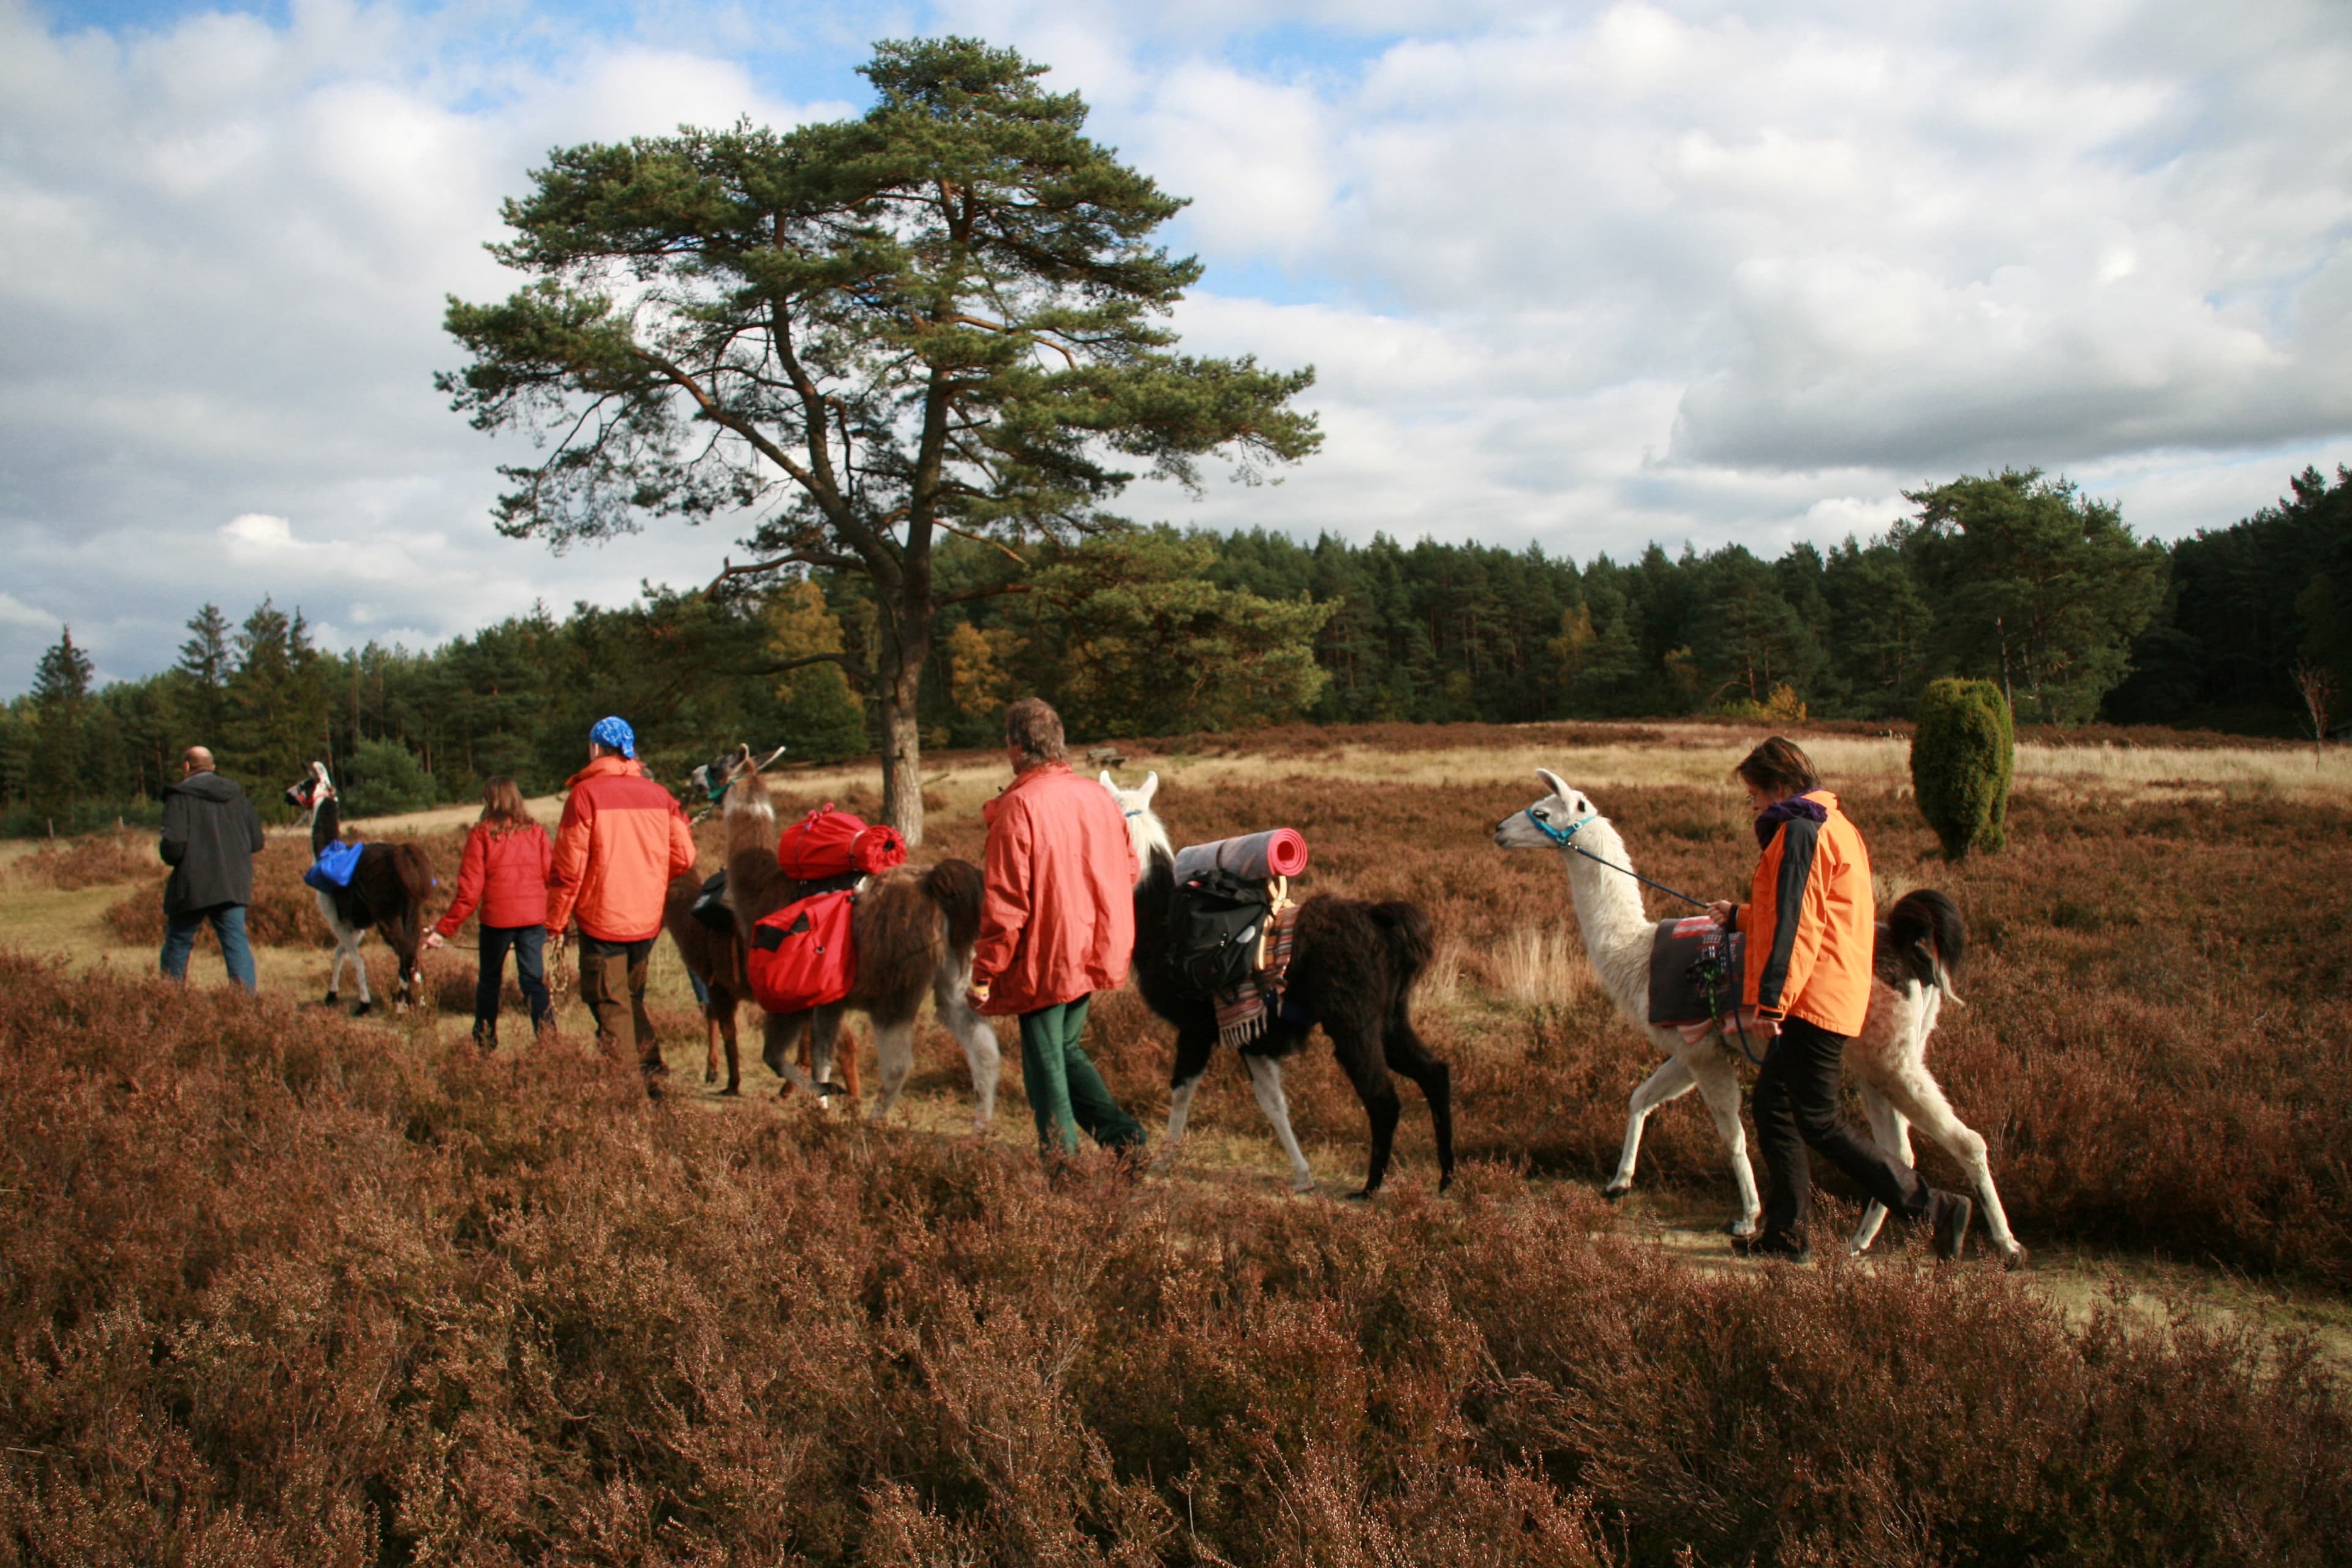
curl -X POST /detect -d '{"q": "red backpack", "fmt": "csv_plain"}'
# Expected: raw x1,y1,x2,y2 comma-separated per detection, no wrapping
778,804,907,880
747,890,859,1014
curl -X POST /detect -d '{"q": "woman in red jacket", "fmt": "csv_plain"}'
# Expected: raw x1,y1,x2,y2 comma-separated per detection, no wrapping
423,775,553,1049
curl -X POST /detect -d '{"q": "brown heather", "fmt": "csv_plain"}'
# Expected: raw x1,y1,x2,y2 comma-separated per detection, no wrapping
1,951,2346,1565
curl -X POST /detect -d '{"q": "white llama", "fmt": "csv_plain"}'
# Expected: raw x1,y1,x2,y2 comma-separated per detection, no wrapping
1495,768,2024,1265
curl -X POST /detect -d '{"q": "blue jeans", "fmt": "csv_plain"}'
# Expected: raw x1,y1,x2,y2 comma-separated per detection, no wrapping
477,923,552,1031
160,903,257,993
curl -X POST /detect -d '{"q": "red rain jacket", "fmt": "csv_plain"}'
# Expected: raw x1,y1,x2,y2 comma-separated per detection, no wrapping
972,762,1139,1016
435,821,552,937
1736,790,1875,1036
546,755,698,943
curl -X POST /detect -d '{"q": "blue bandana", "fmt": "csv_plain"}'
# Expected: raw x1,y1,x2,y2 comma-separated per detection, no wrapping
589,716,636,759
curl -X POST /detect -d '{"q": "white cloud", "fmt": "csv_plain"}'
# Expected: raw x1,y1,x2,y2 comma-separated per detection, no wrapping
2,0,2348,692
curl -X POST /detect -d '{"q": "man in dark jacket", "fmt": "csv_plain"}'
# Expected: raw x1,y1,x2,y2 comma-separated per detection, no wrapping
158,745,266,992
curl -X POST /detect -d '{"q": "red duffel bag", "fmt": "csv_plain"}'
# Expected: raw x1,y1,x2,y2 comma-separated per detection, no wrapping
747,890,858,1013
778,804,907,880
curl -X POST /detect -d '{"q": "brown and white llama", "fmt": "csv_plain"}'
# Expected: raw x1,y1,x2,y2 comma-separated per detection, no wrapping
282,761,435,1016
660,863,864,1099
1495,769,2023,1264
710,746,1000,1128
1104,771,1455,1199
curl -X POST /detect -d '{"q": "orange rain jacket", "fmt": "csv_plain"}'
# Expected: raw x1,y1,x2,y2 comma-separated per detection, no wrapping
1734,789,1875,1036
546,755,698,943
972,761,1140,1017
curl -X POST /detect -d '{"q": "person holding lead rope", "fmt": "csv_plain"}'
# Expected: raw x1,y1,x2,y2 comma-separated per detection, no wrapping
1707,736,1975,1262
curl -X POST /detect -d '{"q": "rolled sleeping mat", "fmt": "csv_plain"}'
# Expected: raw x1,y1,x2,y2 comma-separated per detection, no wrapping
1170,828,1310,884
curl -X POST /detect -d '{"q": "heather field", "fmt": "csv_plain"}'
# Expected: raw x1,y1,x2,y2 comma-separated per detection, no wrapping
4,720,2350,1563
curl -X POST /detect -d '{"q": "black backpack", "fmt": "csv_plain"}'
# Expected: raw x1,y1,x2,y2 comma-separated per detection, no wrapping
1167,870,1273,998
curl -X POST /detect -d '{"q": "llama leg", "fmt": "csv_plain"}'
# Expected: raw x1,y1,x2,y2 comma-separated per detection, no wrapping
1848,1081,1912,1256
704,1008,723,1083
1887,1070,2025,1264
717,999,741,1096
1330,1025,1403,1200
1152,1035,1216,1176
867,1016,918,1122
349,935,374,1013
807,1006,851,1101
765,1013,821,1098
934,966,1001,1134
1685,1048,1763,1237
315,892,343,1003
1243,1052,1316,1194
1382,1016,1455,1193
1606,1052,1698,1199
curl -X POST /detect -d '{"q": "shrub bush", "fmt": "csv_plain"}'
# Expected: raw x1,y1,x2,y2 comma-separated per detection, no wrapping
1912,677,2014,858
0,956,2345,1563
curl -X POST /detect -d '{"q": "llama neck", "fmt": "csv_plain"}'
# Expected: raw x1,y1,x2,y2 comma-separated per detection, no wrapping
1555,821,1657,1006
723,778,777,862
1128,812,1174,884
312,799,340,854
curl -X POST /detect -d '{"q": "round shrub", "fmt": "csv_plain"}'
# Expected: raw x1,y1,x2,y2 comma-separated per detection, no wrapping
1911,677,2013,859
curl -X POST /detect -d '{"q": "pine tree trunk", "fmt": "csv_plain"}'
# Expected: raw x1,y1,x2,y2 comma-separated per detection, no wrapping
875,606,932,846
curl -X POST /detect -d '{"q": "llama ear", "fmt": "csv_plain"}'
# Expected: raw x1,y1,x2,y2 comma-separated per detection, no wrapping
1536,767,1571,803
1099,770,1117,791
1141,771,1159,803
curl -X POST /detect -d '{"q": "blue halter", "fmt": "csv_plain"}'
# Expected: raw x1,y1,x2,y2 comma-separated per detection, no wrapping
1520,807,1591,847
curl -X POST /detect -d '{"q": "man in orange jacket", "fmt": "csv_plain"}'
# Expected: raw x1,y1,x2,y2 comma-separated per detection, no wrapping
1709,737,1973,1261
970,698,1145,1159
547,717,698,1093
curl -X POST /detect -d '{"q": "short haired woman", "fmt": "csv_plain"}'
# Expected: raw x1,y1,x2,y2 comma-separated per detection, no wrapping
970,698,1147,1161
423,775,554,1049
1707,737,1973,1260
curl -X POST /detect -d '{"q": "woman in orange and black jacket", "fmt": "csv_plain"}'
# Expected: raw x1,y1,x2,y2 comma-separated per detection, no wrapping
423,775,554,1049
1708,737,1973,1261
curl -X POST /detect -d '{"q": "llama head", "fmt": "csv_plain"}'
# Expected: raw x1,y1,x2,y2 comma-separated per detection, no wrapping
283,760,334,813
1098,769,1170,873
1493,768,1605,851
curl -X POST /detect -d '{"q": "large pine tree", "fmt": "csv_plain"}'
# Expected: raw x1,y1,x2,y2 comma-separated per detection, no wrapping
440,37,1319,841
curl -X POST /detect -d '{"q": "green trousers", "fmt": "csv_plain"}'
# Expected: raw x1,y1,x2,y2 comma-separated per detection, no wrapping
1019,996,1144,1156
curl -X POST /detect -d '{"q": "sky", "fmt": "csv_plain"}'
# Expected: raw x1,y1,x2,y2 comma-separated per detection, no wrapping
3,0,2349,693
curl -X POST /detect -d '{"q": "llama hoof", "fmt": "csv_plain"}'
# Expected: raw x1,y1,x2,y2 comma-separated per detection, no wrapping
1345,1186,1378,1202
2002,1245,2030,1272
320,992,339,1008
817,1080,850,1099
1725,1217,1759,1238
350,1001,375,1018
1289,1173,1316,1196
1601,1182,1631,1202
718,1084,741,1098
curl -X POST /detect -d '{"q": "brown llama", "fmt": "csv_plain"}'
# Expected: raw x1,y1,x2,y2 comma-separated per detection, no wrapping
660,867,863,1099
708,747,1000,1129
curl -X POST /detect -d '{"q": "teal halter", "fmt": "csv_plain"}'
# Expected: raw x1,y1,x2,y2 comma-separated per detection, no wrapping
1520,807,1592,847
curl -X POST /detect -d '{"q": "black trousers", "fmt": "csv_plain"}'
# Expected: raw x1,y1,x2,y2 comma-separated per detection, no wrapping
1752,1015,1930,1244
476,923,552,1031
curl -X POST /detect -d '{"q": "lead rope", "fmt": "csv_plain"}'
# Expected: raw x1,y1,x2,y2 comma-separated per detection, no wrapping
1520,809,1769,1066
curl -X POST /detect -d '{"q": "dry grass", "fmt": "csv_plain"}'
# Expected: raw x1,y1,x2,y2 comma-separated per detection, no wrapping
1,953,2346,1564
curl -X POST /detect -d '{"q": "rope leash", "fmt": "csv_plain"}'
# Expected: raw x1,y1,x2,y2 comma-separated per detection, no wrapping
1518,809,1709,910
1520,809,1770,1066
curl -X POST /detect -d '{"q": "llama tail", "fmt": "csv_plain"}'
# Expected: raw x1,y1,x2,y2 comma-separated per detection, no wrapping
923,858,985,952
1365,900,1436,989
1886,888,1967,1003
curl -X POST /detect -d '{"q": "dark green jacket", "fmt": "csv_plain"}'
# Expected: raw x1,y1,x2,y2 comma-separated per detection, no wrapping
159,771,266,914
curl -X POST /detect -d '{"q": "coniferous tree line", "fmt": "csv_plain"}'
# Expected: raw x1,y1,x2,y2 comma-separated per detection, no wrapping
4,462,2345,834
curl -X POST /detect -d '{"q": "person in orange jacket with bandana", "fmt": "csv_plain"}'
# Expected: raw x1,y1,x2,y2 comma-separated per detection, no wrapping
547,717,697,1093
1708,737,1973,1261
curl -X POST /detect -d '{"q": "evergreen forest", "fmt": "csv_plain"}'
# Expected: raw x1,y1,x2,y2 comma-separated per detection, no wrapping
6,462,2346,833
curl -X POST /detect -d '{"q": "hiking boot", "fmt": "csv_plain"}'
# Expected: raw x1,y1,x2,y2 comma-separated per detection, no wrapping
1731,1232,1809,1262
471,1022,498,1053
1929,1189,1974,1261
535,1017,559,1047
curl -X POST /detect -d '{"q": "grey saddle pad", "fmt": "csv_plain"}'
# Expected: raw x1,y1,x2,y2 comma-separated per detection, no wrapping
1647,916,1743,1027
